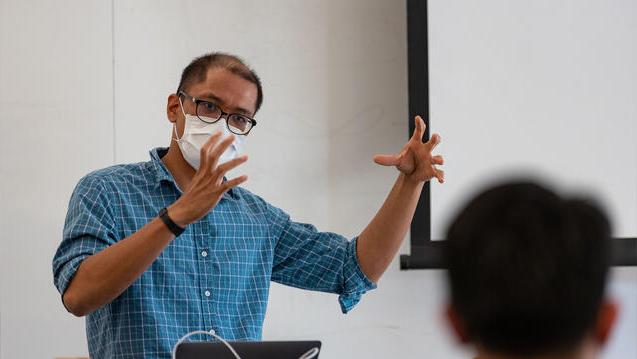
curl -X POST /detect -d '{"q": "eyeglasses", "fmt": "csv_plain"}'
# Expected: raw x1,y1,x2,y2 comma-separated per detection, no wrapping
178,90,257,135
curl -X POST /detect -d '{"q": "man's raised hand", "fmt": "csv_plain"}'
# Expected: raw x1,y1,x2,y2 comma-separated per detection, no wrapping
373,116,444,184
168,132,248,227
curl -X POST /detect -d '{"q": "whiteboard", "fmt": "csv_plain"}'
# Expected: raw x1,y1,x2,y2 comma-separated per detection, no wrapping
428,0,637,239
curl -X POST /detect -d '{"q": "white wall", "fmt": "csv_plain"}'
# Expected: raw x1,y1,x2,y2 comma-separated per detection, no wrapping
0,1,634,358
0,0,114,357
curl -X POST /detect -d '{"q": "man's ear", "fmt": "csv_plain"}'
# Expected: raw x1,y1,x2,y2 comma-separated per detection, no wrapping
594,299,619,346
445,304,471,344
167,93,181,124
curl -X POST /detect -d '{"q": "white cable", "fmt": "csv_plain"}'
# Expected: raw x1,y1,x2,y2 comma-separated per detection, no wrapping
172,329,242,359
299,347,320,359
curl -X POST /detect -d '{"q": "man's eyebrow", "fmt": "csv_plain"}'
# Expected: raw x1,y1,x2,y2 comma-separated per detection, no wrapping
198,92,252,117
233,107,252,117
198,92,223,104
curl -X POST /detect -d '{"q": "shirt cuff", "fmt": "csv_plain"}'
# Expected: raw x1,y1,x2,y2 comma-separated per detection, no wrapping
54,255,89,311
338,237,377,313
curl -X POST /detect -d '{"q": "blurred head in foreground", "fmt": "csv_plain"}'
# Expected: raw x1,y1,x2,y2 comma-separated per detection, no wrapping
444,182,618,359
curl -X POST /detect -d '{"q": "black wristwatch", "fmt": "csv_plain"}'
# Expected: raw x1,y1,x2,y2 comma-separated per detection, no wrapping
158,207,185,237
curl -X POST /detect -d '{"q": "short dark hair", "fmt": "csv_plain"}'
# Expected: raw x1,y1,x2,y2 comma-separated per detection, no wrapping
444,182,611,356
176,52,263,113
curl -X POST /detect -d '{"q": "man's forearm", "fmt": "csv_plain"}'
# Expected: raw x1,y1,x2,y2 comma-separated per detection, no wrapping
63,217,175,316
357,173,424,283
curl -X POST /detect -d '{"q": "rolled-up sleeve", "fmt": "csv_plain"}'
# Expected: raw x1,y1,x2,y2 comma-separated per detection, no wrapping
52,174,116,299
267,203,377,313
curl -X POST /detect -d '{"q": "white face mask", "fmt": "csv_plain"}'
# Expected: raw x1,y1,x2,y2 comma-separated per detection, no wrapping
173,98,245,170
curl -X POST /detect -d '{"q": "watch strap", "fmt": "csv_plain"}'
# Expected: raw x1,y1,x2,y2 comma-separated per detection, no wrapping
158,207,185,237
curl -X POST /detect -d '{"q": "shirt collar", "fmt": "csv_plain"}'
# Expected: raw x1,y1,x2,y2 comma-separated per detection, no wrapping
148,147,240,200
149,147,177,190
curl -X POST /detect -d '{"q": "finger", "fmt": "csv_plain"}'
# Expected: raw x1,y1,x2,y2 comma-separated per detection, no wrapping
434,168,445,183
373,154,401,166
206,135,235,172
432,155,444,165
410,116,426,142
426,133,441,151
215,155,248,180
221,175,248,192
199,131,223,171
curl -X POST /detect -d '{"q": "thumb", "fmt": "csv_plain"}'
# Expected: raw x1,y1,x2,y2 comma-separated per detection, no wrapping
373,154,401,166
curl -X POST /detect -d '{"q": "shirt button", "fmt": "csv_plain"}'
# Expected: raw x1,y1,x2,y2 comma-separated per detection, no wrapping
201,250,208,257
204,290,211,297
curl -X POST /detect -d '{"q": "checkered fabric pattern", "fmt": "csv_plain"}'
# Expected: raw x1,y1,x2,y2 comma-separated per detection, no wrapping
52,147,376,359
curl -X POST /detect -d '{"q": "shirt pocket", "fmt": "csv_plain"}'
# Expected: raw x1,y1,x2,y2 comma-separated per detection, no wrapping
213,217,272,251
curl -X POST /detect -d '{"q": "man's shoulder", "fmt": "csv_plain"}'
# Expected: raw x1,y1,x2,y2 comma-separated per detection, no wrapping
75,161,153,193
230,185,267,208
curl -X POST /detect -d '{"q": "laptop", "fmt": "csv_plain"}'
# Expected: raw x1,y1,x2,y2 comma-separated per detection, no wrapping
175,341,321,359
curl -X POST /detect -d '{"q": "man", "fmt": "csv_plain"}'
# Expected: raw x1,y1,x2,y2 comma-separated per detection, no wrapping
444,182,618,359
52,52,445,358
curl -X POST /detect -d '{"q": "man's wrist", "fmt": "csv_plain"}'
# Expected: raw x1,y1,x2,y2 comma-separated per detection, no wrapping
399,172,424,190
165,204,190,229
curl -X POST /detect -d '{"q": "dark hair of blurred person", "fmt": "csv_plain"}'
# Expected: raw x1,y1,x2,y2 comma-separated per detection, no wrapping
444,182,618,359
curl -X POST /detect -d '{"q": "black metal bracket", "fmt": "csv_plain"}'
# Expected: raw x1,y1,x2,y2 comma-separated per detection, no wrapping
401,239,637,270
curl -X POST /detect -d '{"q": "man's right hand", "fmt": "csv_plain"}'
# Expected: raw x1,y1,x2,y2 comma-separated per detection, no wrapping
167,132,248,228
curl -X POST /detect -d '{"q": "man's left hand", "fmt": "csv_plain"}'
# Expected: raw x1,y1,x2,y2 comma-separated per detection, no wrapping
373,115,444,183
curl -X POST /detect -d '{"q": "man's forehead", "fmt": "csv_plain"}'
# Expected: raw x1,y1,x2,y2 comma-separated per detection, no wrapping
189,67,257,114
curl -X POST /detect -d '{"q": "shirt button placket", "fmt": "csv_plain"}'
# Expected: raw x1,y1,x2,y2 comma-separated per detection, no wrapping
199,215,215,331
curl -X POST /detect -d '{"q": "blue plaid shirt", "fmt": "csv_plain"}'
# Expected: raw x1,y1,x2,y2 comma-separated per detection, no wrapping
52,147,376,359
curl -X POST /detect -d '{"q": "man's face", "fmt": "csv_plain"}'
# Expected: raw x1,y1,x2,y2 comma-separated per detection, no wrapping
167,67,258,138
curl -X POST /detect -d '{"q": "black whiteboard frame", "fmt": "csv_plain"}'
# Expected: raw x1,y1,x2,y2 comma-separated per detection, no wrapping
400,0,637,270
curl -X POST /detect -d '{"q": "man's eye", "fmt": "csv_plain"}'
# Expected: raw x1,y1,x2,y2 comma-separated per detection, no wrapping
203,102,218,111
